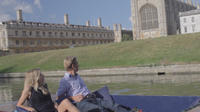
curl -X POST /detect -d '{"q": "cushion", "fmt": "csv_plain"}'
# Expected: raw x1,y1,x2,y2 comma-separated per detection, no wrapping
15,106,29,112
93,86,114,104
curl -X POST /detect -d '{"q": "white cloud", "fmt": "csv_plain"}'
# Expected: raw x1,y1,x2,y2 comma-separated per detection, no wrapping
34,0,41,9
1,0,16,6
0,0,33,13
15,2,33,13
129,16,133,23
0,0,35,22
0,13,11,22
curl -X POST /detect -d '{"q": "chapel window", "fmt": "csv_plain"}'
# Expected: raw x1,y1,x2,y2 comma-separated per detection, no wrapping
22,31,26,36
72,32,75,36
192,25,195,32
36,31,40,37
16,40,19,45
83,33,85,37
29,31,32,36
43,32,46,36
78,33,80,36
191,17,195,23
48,32,52,37
23,40,27,46
184,26,187,33
15,31,18,36
60,32,63,37
184,18,187,23
140,4,159,30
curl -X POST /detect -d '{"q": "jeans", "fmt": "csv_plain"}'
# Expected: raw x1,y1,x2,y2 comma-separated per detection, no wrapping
75,96,132,112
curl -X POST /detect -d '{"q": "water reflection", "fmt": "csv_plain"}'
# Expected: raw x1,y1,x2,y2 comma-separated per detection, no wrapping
113,89,131,95
0,78,24,105
1,75,200,105
0,88,13,104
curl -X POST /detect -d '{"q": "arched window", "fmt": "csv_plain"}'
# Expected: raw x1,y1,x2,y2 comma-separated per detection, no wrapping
140,4,159,30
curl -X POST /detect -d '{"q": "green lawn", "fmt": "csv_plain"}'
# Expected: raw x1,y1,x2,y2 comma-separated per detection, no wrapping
1,33,200,73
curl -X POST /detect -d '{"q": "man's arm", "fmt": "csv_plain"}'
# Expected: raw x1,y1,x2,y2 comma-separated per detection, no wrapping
57,78,68,99
69,75,89,102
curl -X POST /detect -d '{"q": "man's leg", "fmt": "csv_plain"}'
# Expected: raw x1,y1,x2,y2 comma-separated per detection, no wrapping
75,98,102,112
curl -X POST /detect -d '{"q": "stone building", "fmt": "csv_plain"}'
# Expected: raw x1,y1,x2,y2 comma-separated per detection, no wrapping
0,10,115,53
113,24,133,42
180,9,200,34
130,0,199,40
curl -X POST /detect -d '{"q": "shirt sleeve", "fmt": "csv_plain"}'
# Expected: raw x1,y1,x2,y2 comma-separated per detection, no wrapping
79,76,90,95
57,78,68,97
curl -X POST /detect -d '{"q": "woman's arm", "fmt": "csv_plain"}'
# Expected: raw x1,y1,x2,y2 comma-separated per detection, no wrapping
16,87,36,112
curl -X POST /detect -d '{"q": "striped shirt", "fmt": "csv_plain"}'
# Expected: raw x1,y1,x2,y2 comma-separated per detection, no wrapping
57,72,90,97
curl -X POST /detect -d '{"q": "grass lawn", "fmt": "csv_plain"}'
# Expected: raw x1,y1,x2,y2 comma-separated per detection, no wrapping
1,33,200,73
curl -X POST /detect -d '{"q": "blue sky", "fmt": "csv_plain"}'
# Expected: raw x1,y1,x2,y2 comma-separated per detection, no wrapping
0,0,132,29
0,0,200,30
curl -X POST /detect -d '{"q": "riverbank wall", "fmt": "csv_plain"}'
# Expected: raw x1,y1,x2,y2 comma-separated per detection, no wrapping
1,64,200,83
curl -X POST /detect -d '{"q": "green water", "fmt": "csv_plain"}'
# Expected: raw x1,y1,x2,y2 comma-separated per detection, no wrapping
1,77,200,105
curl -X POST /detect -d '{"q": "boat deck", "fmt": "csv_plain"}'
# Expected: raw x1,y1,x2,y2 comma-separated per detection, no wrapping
1,95,200,112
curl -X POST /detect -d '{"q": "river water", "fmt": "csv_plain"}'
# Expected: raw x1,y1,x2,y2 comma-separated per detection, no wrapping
0,76,134,105
1,75,200,105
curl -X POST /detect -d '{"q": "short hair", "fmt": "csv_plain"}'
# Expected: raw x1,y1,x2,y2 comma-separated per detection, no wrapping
64,56,78,71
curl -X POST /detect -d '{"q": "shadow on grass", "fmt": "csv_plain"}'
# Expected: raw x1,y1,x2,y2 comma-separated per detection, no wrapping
0,66,16,73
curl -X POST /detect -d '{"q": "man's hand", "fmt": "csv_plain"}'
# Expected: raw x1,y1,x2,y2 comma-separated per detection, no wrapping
70,95,84,102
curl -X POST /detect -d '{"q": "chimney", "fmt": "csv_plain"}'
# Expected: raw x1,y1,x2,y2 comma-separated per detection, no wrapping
106,26,110,30
86,20,90,26
64,14,69,25
197,0,200,9
113,24,117,31
97,17,102,27
189,0,193,5
118,24,122,31
17,9,23,22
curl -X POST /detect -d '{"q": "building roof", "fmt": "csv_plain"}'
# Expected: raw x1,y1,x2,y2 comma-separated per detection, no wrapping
179,9,200,17
1,20,111,31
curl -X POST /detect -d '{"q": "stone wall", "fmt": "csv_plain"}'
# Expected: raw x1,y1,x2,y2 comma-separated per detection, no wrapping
1,64,200,83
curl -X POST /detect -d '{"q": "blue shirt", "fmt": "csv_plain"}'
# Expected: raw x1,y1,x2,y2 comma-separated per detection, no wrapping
57,72,90,97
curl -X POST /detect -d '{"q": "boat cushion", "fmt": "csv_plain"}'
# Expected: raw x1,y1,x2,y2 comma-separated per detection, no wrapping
93,86,114,104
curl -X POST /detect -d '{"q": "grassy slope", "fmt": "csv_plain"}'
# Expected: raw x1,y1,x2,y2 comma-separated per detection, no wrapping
1,33,200,73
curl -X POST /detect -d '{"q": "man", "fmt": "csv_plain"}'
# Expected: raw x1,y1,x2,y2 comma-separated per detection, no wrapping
56,56,134,112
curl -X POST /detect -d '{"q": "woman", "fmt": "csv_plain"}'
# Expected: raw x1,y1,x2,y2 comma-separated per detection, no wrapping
17,68,79,112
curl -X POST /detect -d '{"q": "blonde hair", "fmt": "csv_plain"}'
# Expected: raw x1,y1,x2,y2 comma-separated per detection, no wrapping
24,68,49,95
64,56,78,71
